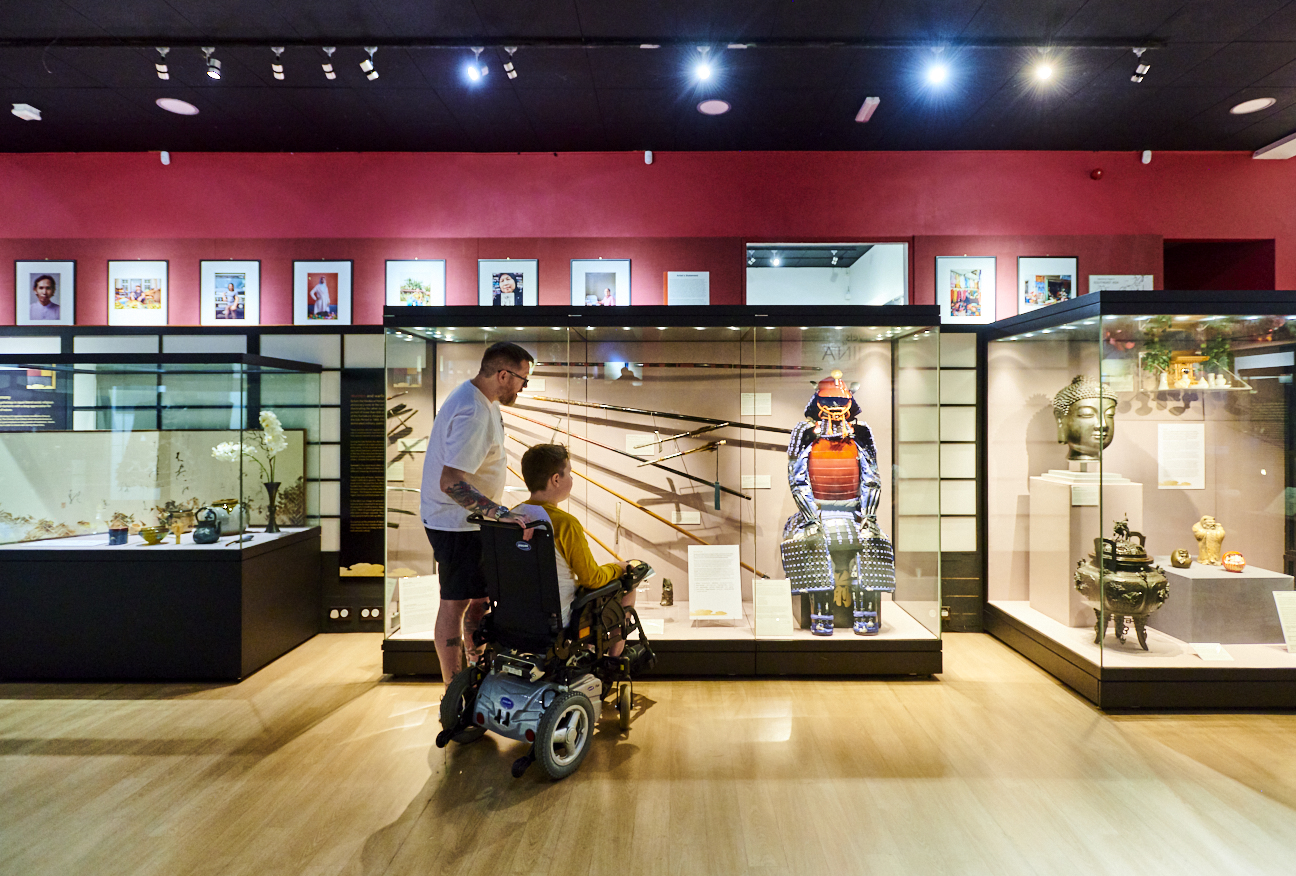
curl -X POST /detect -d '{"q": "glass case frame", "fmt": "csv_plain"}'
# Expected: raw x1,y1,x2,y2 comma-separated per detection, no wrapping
382,305,942,677
986,290,1296,708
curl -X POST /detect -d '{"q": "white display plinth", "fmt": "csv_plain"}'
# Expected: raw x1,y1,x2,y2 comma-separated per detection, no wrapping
1029,462,1143,627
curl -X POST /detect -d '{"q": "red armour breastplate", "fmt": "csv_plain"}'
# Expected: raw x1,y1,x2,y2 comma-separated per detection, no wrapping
808,437,859,501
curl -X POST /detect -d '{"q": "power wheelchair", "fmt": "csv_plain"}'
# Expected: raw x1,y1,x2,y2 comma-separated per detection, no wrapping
436,515,657,780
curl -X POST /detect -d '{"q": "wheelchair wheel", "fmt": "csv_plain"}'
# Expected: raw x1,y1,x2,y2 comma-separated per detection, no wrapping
439,668,486,744
535,691,594,779
617,683,632,731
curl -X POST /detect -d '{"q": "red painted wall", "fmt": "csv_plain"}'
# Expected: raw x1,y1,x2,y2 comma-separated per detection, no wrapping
1,150,1294,325
1163,239,1277,291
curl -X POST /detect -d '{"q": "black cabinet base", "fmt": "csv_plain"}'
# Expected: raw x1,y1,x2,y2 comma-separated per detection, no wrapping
0,529,321,681
986,603,1296,709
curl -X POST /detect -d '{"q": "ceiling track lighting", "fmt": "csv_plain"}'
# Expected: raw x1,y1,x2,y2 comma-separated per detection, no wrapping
271,46,284,80
359,46,379,80
202,46,221,80
694,45,713,81
504,46,518,79
1130,47,1149,83
322,46,336,80
466,46,489,82
154,46,169,80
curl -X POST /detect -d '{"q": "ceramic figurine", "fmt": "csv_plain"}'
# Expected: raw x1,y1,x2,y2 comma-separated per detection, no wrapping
780,370,895,636
169,521,187,544
1170,549,1193,569
659,578,674,607
1053,376,1117,461
1074,516,1169,651
1192,515,1226,565
1222,551,1246,573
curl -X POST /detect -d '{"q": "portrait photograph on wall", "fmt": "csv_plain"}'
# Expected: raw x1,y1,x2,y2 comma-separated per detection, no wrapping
200,260,260,326
107,260,168,327
294,260,352,325
14,260,75,326
386,260,446,307
477,258,538,307
571,258,630,306
1018,256,1078,314
936,256,996,324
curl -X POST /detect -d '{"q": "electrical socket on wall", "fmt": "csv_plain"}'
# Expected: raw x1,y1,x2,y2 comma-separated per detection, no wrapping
359,607,382,620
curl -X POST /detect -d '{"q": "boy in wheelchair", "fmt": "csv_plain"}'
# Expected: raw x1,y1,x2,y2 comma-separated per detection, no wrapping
436,444,656,779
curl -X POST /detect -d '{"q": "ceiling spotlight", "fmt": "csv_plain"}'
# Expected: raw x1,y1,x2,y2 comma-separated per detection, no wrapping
697,99,730,115
747,256,755,265
322,46,336,80
771,256,781,267
695,46,713,81
465,47,489,82
504,46,518,79
831,249,839,266
155,97,199,115
1034,62,1054,81
640,44,660,49
271,46,285,80
11,103,40,121
855,96,880,122
1231,97,1276,115
360,46,378,80
202,47,221,80
1131,47,1148,83
154,47,169,80
926,62,949,85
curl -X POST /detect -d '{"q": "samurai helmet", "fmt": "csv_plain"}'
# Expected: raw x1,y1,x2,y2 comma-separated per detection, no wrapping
805,369,861,425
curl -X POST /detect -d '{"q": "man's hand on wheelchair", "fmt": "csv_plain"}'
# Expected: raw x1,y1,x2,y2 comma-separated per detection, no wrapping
496,507,537,540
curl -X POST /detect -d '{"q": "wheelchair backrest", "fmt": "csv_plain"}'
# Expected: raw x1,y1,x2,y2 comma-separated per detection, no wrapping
476,517,564,653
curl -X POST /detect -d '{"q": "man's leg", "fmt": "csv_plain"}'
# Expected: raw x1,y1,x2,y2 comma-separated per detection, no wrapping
434,599,470,685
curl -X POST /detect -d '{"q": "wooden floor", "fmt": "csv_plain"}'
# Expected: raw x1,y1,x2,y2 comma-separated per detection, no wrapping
2,634,1295,876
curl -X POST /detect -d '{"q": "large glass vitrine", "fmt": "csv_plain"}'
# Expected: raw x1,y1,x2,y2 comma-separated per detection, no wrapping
986,291,1296,707
383,306,941,676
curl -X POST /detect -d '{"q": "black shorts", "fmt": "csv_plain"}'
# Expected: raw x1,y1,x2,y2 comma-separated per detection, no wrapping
425,528,487,601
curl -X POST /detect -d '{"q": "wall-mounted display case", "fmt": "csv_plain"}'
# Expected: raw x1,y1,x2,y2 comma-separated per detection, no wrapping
382,305,942,677
0,354,323,679
986,291,1296,707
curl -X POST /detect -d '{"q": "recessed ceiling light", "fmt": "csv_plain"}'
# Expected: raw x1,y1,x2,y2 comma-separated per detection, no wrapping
1034,62,1054,81
156,98,199,115
1231,97,1276,115
926,62,949,85
697,99,730,115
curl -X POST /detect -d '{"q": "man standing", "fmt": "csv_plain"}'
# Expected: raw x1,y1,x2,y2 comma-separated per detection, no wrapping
421,341,534,683
29,275,60,320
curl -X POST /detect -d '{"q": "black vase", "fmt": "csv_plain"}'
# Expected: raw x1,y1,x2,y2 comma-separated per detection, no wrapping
263,481,281,533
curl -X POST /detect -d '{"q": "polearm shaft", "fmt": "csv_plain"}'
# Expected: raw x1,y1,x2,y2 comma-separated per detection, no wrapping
507,464,622,561
638,439,726,466
524,396,791,436
506,434,766,578
502,408,749,501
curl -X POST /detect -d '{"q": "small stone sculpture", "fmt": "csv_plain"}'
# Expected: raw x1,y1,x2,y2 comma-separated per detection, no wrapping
1170,549,1192,569
1192,515,1226,565
1053,376,1117,461
659,578,674,606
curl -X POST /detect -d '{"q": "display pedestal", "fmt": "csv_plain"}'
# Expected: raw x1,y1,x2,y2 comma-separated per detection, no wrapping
1149,557,1294,644
1029,463,1142,627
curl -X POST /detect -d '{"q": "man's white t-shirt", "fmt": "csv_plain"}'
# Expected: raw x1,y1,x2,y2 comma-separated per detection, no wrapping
419,380,507,532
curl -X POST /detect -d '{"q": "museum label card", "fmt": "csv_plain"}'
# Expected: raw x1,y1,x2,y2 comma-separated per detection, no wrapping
1157,423,1205,489
665,271,710,306
1190,643,1234,662
740,392,772,416
671,510,701,525
1071,484,1099,506
687,544,743,620
741,474,771,490
1273,591,1296,653
640,618,665,635
754,578,794,637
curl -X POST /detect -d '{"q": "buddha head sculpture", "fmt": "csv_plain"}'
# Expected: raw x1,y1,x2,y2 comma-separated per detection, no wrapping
1053,375,1117,461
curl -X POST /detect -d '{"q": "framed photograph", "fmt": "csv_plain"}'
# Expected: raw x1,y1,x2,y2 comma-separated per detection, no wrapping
107,260,168,326
15,260,75,326
935,256,995,324
387,260,446,307
1089,274,1154,294
294,260,352,325
200,260,260,326
478,259,538,307
1018,256,1077,314
571,258,630,307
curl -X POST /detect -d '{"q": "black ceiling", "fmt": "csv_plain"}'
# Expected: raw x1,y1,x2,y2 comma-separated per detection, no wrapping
2,1,1296,152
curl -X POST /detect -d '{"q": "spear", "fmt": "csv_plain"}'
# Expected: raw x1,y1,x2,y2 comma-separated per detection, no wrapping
638,439,726,466
524,395,791,435
501,408,749,501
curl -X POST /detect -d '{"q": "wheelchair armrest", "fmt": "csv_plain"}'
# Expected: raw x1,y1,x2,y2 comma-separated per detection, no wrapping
569,581,624,614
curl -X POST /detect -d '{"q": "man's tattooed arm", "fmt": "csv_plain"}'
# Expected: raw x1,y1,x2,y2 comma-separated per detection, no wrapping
443,478,504,518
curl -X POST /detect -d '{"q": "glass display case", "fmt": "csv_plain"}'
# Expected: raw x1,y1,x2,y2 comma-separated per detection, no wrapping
0,354,322,680
383,306,941,677
0,355,320,547
986,291,1296,707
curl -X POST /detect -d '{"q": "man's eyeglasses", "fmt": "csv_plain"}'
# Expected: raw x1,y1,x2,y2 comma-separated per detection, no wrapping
502,369,529,388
